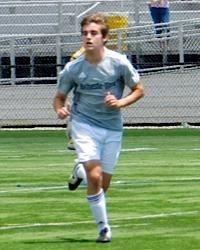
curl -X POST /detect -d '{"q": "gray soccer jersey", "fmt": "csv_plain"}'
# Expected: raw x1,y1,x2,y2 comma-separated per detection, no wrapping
57,47,140,131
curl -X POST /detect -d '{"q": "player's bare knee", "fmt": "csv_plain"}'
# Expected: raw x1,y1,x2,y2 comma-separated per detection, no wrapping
87,170,102,187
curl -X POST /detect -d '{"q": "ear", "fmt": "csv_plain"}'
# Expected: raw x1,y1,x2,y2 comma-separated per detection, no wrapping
103,34,108,44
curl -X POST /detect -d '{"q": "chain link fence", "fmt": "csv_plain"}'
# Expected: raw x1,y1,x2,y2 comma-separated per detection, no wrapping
1,0,200,34
0,0,200,127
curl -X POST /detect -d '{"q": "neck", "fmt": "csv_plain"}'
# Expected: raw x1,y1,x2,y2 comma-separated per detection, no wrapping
86,46,105,64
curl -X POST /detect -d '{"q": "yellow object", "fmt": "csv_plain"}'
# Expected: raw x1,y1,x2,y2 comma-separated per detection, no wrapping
107,14,128,51
71,47,85,61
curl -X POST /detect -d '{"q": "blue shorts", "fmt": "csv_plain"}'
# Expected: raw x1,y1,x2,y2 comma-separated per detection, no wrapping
71,119,122,175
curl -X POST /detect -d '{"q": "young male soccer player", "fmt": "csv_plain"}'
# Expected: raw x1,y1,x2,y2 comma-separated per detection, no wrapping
53,13,145,243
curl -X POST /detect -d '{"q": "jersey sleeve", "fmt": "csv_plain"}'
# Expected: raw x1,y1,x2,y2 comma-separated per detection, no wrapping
122,57,140,88
57,63,75,95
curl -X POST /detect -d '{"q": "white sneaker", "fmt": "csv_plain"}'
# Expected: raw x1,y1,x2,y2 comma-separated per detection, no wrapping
96,227,111,243
68,162,83,191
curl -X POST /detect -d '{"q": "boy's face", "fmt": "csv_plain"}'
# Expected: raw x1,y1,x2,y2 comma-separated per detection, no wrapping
82,22,107,52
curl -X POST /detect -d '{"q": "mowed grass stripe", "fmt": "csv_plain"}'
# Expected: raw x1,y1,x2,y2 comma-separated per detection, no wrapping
0,175,200,193
0,129,200,250
0,210,198,230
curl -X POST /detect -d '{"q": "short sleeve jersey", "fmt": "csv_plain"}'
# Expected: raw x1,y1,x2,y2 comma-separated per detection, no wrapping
57,47,140,131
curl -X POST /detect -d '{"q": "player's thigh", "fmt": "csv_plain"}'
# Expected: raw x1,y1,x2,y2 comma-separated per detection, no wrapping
71,119,101,162
101,133,122,175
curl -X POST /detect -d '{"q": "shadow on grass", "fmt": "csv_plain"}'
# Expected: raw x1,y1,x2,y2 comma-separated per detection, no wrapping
23,237,93,244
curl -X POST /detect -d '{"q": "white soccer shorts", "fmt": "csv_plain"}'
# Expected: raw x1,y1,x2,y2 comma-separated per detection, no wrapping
71,119,122,175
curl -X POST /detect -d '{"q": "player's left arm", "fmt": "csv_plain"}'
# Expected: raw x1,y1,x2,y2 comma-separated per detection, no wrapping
104,80,145,108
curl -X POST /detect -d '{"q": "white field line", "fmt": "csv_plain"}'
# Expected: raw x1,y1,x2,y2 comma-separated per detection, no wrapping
112,223,149,228
0,148,156,155
121,148,157,152
113,177,200,184
1,148,200,158
1,176,200,194
0,185,66,193
121,148,200,152
0,211,198,231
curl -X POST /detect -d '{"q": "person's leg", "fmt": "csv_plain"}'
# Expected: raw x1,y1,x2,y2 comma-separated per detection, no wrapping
150,7,159,24
102,172,112,192
101,130,122,191
159,8,170,34
70,120,111,242
84,159,111,242
85,160,102,195
68,160,87,190
66,120,75,150
88,130,122,241
87,130,122,232
160,7,170,47
161,7,170,25
150,7,162,37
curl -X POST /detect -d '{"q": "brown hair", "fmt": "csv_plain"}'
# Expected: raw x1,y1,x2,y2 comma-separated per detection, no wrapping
80,13,109,38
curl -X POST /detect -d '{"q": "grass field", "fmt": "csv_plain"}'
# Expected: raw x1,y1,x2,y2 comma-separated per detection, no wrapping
0,128,200,250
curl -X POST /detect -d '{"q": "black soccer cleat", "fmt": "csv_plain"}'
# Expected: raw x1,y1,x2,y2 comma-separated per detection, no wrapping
68,163,83,191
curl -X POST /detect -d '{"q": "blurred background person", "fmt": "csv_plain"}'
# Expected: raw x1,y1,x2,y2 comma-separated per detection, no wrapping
148,0,170,48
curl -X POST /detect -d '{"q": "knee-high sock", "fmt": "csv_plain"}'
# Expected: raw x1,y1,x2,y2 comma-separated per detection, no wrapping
87,188,110,232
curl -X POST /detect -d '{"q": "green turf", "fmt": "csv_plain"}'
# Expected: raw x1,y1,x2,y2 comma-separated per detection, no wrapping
0,128,200,250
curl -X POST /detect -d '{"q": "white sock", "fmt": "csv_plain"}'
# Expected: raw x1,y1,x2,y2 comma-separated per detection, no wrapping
76,163,87,184
87,188,110,232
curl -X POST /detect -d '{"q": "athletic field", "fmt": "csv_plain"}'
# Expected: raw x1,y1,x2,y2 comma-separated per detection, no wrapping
0,128,200,250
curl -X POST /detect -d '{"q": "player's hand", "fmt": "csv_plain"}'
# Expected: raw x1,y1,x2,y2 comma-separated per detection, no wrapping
104,92,121,108
57,106,70,119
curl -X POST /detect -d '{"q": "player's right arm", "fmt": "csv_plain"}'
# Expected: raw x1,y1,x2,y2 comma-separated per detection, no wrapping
54,60,74,119
54,47,83,120
53,91,71,119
